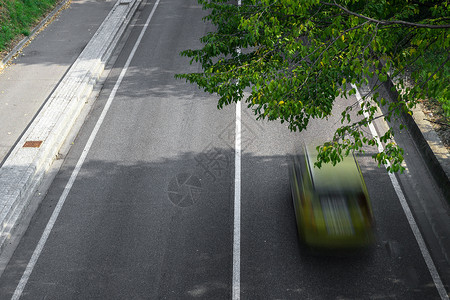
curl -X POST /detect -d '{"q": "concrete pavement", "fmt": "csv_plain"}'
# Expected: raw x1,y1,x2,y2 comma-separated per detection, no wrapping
0,0,141,254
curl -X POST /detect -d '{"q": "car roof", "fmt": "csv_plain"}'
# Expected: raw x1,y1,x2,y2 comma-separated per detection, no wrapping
305,146,365,192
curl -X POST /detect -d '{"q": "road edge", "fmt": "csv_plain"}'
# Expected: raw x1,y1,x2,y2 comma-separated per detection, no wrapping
383,75,450,202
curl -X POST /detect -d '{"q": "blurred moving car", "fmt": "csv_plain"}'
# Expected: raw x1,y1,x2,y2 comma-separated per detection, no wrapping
289,145,375,249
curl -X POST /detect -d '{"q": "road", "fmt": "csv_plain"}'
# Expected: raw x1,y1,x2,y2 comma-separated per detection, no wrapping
0,0,449,299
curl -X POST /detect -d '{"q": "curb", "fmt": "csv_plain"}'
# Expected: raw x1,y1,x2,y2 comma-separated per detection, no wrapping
0,0,141,254
0,0,72,71
383,75,450,201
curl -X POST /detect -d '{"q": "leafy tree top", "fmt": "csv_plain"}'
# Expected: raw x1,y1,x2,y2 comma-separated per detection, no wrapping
177,0,450,172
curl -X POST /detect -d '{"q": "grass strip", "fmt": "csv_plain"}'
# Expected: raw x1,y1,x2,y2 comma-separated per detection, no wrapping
0,0,60,52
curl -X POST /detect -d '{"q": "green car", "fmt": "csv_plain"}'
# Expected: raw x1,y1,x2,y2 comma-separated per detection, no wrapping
289,146,375,249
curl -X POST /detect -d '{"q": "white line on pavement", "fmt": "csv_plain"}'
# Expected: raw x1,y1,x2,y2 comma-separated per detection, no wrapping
11,1,161,298
232,99,242,300
352,83,449,300
233,2,241,296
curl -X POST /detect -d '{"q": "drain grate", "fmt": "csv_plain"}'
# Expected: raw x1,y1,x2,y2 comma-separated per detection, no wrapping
23,141,43,148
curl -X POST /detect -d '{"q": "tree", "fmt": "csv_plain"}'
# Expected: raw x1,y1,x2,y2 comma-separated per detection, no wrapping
176,0,450,172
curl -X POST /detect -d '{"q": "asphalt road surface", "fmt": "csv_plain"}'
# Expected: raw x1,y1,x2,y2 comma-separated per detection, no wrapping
0,0,449,299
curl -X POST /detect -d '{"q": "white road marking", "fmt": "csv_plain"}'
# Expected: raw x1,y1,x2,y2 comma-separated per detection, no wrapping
352,84,449,300
233,2,241,297
11,1,161,299
232,98,242,300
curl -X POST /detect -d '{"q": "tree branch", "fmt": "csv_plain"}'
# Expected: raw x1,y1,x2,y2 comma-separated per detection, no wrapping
320,1,450,29
424,119,450,128
419,54,450,90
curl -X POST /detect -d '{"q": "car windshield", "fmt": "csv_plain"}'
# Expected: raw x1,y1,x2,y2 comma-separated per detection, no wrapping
305,147,364,192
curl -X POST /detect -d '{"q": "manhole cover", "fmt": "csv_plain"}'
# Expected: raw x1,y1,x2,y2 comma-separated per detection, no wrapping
167,173,202,207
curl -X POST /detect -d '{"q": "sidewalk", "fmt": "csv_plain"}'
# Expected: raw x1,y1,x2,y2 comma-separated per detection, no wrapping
0,0,141,254
0,0,116,164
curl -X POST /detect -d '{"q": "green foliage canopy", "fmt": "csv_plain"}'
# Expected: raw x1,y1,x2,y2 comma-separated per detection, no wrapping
176,0,450,172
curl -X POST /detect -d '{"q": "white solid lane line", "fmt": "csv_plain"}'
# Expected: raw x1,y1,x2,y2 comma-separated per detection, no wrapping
352,83,449,300
233,1,241,296
232,99,242,300
11,1,161,299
